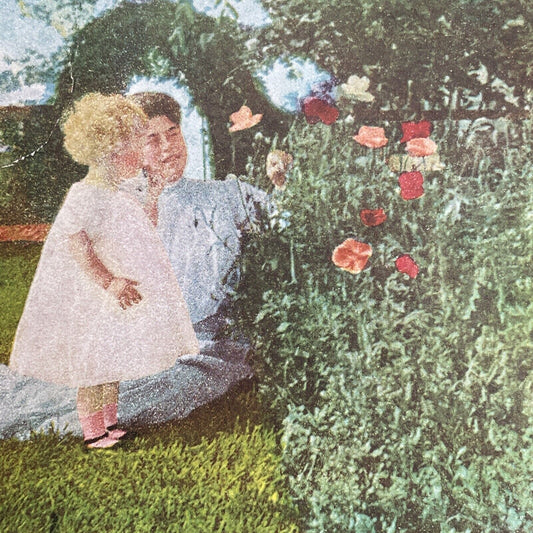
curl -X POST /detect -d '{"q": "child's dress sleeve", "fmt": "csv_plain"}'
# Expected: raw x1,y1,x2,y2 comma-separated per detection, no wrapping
51,183,104,242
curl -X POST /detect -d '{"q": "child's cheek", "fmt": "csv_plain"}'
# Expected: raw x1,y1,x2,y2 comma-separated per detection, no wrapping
124,151,142,174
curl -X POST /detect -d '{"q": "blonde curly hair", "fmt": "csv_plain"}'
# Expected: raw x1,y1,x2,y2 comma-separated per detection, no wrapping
62,93,147,166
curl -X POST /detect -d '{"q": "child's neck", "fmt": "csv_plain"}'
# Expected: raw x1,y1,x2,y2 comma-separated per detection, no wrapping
84,167,119,190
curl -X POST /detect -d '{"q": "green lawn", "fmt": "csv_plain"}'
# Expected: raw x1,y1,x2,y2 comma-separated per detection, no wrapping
0,243,300,533
0,243,41,365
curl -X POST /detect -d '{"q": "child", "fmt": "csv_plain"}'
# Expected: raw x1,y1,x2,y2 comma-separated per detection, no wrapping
9,93,199,448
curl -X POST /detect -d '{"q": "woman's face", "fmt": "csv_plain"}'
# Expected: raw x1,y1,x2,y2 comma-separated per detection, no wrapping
142,116,188,184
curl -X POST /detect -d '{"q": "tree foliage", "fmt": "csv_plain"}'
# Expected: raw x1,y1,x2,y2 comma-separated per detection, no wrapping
55,0,291,180
255,0,532,113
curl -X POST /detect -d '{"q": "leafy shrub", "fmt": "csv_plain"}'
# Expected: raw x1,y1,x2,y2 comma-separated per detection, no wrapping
0,107,78,224
256,0,532,113
234,117,533,531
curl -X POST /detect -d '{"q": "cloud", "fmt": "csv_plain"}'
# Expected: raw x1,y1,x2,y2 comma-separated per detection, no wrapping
191,0,270,27
255,58,332,112
0,0,63,61
0,83,50,106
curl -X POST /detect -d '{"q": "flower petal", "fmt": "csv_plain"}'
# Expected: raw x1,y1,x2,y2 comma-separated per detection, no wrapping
332,238,372,274
302,97,339,125
388,153,444,172
400,121,432,143
398,171,424,200
353,126,388,148
229,105,263,132
395,254,419,278
266,150,293,190
360,208,387,227
406,137,437,157
339,75,375,102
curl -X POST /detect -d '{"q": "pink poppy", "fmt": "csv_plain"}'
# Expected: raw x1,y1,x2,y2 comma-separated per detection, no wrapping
400,121,432,143
406,138,437,157
302,96,339,125
360,208,387,227
332,239,372,274
353,126,388,148
229,105,263,132
395,254,419,278
398,171,424,200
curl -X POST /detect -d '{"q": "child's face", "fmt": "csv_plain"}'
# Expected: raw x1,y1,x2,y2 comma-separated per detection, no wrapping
109,124,145,181
142,116,187,184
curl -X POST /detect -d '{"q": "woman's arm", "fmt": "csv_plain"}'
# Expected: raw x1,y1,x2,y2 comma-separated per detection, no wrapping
68,230,142,309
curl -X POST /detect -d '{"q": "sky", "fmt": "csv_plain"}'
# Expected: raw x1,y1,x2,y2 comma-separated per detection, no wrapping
0,0,330,109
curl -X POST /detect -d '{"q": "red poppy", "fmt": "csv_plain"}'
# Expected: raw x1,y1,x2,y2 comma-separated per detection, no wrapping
332,239,372,274
395,254,419,278
400,120,432,143
360,208,387,227
302,96,339,125
398,171,424,200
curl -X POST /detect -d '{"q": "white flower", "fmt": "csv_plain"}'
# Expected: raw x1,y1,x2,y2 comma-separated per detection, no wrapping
339,75,375,102
503,15,525,29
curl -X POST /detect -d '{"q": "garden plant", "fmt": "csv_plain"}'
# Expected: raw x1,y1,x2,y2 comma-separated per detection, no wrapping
234,109,533,531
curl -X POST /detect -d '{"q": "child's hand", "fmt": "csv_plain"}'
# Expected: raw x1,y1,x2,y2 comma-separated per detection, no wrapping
107,278,142,309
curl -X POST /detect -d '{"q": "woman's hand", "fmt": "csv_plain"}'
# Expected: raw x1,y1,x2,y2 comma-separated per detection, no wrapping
107,278,143,309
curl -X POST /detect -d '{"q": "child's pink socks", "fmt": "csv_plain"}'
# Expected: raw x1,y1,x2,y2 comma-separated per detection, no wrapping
103,403,128,440
79,410,119,449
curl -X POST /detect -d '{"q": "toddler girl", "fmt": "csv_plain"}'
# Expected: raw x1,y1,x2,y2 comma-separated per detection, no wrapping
9,93,199,448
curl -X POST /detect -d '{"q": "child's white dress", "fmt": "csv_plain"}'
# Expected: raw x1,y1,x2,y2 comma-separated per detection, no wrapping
9,179,199,387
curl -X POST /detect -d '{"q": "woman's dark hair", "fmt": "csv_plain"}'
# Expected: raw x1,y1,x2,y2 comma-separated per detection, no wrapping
127,92,181,125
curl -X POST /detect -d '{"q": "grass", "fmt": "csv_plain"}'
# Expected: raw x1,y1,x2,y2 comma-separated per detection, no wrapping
0,242,301,533
0,243,41,365
0,380,301,532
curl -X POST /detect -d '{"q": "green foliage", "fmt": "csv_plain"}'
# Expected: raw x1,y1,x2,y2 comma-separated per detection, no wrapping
54,0,290,180
256,0,532,112
0,380,301,532
0,106,82,224
234,118,533,531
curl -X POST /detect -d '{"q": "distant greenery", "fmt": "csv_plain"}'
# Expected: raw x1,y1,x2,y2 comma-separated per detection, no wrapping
234,117,533,531
257,0,532,113
2,0,531,224
0,379,301,533
0,106,79,224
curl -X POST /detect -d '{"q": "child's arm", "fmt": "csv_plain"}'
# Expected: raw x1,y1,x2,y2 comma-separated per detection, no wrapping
68,230,142,309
